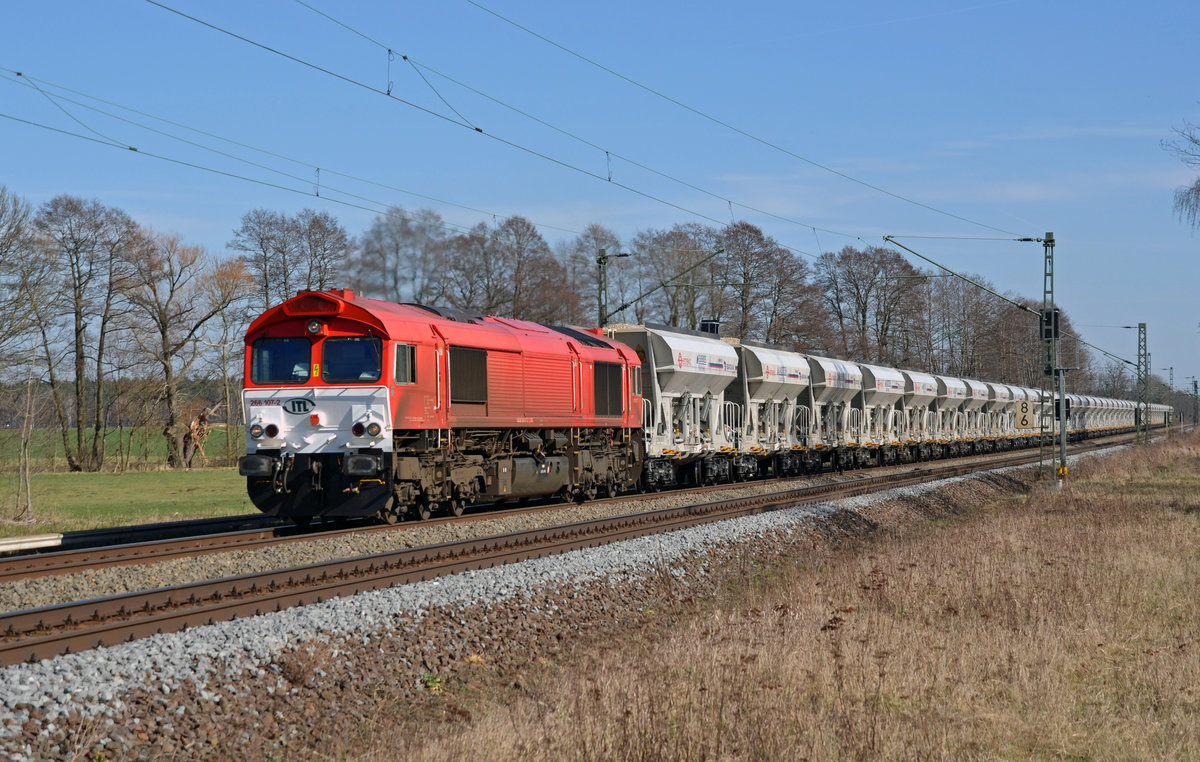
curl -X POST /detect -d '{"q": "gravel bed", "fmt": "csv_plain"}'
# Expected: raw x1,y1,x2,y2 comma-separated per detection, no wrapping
0,470,874,613
0,451,1114,760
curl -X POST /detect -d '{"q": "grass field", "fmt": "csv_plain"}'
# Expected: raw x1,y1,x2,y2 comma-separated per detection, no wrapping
365,434,1200,760
0,468,255,536
0,425,246,472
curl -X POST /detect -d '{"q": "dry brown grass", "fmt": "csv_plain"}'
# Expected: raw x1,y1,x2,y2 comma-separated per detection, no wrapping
357,436,1200,761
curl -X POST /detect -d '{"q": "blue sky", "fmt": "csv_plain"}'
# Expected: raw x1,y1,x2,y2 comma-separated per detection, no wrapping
3,1,1198,386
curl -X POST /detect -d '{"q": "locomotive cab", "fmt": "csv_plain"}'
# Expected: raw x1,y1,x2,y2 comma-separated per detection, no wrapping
239,290,403,520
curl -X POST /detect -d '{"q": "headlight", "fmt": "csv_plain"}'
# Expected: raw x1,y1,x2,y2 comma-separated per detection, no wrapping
366,422,382,437
249,424,264,439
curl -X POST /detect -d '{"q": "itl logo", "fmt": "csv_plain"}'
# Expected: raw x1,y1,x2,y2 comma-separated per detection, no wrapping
282,398,316,415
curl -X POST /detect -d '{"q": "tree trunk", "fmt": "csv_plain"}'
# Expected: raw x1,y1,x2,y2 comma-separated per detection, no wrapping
163,367,185,469
14,369,36,521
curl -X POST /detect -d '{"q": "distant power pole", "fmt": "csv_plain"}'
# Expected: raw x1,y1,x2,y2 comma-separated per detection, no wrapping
1162,366,1175,436
1193,378,1198,430
596,247,629,326
1038,233,1066,485
1136,323,1149,443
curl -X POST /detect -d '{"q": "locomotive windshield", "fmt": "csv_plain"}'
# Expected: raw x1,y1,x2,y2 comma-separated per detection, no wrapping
250,337,311,384
322,336,383,383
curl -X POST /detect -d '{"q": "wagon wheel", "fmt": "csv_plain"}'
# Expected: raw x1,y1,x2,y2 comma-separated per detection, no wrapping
414,500,433,521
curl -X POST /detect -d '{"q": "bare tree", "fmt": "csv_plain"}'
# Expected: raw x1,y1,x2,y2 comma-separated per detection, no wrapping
629,223,721,329
32,196,138,471
13,369,41,521
0,187,43,365
443,222,504,313
718,222,791,340
294,208,349,291
490,216,572,322
1165,119,1200,229
351,206,447,304
227,209,299,311
817,245,922,363
200,276,257,465
562,223,623,326
122,232,247,468
757,248,830,352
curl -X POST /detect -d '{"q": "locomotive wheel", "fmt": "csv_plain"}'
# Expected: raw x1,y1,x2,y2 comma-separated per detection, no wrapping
379,495,402,525
576,483,597,503
414,501,433,521
449,499,465,517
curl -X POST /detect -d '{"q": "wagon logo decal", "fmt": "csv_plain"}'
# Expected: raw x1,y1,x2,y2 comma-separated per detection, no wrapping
282,398,316,415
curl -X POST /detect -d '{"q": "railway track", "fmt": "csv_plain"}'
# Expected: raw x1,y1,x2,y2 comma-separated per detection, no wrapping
0,435,1134,666
0,437,1101,584
0,512,283,558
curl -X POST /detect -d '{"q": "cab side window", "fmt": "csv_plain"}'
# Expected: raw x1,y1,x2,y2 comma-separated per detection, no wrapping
395,343,416,384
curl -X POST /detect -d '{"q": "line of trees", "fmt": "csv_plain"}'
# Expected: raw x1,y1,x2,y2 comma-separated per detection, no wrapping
2,186,1178,486
1,187,253,474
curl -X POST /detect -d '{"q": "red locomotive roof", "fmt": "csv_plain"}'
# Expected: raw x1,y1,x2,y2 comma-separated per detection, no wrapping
247,289,636,362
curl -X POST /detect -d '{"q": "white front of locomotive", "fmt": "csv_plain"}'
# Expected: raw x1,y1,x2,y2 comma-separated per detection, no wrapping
238,330,399,519
243,386,393,457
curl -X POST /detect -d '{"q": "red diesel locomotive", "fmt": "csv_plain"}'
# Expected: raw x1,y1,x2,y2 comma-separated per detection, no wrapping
238,289,644,523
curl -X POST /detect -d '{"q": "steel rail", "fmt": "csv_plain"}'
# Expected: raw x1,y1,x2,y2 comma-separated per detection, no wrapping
0,433,1134,585
0,447,1023,582
0,443,1110,667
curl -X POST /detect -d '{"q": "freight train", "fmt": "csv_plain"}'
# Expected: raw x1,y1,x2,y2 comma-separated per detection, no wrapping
238,289,1170,524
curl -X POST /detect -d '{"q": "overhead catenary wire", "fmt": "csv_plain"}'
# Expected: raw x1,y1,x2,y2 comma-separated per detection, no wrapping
884,236,1138,371
1,72,741,264
0,111,392,219
143,0,835,260
290,0,862,246
3,6,1161,379
0,69,544,229
4,78,1139,378
2,74,409,218
0,98,750,266
463,0,1023,239
0,68,573,237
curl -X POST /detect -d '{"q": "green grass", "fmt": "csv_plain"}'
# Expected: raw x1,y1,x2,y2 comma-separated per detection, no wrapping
0,425,247,471
0,468,256,536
